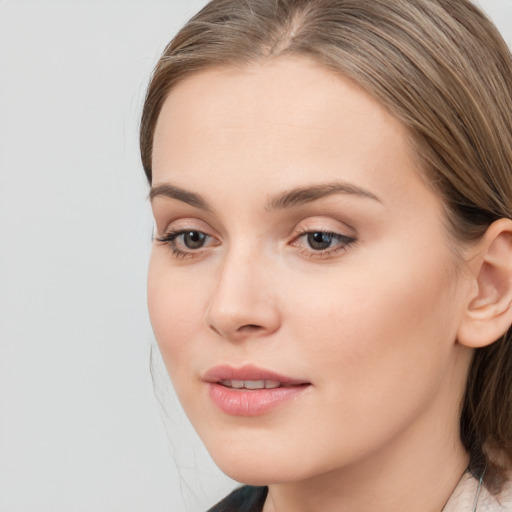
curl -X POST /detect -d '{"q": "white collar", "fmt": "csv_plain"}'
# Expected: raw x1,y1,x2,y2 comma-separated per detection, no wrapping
443,471,512,511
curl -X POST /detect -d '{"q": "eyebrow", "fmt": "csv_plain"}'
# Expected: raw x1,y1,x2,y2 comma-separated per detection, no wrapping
149,183,211,211
149,181,381,210
267,182,381,210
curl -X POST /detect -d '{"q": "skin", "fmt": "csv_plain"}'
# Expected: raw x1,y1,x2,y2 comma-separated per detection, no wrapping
148,56,478,512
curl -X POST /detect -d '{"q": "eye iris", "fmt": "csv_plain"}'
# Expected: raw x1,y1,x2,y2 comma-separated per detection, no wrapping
307,232,333,250
183,231,206,249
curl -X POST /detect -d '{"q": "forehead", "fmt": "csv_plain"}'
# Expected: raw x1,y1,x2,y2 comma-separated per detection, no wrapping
151,56,435,214
153,56,406,161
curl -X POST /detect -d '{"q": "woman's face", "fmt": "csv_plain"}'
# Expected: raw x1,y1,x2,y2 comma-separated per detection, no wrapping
148,57,473,484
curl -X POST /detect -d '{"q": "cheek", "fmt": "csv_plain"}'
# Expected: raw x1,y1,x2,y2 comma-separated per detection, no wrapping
147,253,208,374
284,240,461,402
256,251,463,473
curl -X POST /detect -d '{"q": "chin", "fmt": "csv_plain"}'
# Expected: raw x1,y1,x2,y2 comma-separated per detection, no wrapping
215,458,296,487
204,441,273,484
204,439,326,486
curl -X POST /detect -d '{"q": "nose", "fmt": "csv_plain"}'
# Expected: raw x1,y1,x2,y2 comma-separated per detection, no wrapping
205,247,281,341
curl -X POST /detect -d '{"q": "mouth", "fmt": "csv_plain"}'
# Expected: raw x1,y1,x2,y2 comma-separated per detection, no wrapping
204,365,311,416
218,379,305,390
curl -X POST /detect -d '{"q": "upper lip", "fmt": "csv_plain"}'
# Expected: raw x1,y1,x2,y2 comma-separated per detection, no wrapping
203,364,310,385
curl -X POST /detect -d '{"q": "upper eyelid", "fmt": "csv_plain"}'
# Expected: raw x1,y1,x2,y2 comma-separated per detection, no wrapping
292,220,356,238
292,230,356,244
156,219,216,238
156,215,356,240
158,227,214,242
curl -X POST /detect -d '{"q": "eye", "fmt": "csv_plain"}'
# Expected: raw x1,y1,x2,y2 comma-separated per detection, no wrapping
156,228,218,259
181,230,207,249
307,232,337,250
291,229,356,259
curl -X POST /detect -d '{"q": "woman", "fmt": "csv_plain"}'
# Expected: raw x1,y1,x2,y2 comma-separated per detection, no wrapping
140,0,512,510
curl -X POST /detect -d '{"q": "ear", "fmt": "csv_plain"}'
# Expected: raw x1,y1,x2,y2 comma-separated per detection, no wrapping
457,218,512,348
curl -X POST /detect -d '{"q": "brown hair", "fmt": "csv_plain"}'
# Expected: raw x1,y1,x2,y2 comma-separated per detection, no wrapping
140,0,512,492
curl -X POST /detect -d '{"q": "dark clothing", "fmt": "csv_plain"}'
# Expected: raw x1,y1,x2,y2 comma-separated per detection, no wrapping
207,486,268,512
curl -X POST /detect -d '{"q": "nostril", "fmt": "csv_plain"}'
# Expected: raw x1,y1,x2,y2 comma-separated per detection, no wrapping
238,324,263,333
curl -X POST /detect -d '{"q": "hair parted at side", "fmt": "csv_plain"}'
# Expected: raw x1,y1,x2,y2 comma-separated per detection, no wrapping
140,0,512,492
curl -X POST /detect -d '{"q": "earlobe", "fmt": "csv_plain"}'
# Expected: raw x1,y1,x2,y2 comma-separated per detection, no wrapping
457,218,512,349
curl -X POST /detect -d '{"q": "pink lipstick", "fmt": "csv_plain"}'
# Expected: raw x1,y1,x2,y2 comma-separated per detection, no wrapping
203,365,311,416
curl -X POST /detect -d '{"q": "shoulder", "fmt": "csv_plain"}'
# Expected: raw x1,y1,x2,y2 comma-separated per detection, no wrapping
207,486,268,512
444,472,512,511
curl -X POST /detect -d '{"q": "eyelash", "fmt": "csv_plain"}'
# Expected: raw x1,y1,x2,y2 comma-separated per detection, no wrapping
156,229,214,259
291,228,357,259
156,227,357,260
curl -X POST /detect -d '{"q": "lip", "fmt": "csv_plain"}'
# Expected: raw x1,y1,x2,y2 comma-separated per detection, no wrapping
203,364,308,384
203,364,311,416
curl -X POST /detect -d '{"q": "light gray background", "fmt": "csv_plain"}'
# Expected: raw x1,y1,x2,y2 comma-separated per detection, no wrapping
0,1,511,511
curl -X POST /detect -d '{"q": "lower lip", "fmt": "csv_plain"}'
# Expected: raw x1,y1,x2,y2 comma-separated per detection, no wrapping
207,383,309,416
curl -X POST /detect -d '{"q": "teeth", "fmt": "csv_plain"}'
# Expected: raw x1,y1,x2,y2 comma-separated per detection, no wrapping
245,380,265,389
219,379,282,389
